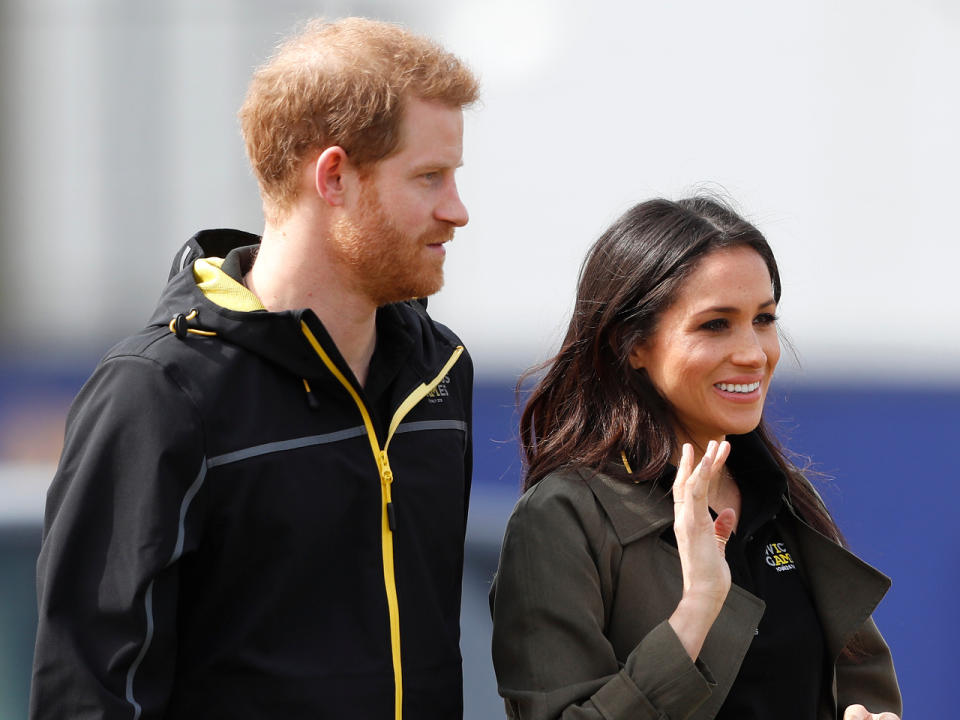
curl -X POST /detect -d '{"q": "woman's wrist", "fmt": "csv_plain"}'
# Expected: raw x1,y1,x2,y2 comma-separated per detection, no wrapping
668,592,725,660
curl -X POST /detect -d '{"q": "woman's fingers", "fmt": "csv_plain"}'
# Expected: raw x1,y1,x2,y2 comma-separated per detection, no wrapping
695,440,729,498
843,707,869,720
688,441,715,501
673,443,694,502
672,440,735,553
843,705,900,720
713,439,731,472
673,440,731,512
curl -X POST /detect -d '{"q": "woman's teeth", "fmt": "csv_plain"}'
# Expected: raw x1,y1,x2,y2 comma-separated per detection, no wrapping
715,381,760,394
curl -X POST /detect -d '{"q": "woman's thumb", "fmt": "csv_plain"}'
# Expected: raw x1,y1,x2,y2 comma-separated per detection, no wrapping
713,507,737,550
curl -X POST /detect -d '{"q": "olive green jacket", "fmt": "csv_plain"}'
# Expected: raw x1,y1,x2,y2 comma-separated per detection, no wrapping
489,465,901,720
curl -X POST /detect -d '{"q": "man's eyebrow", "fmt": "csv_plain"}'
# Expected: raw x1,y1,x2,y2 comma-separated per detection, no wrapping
411,160,464,172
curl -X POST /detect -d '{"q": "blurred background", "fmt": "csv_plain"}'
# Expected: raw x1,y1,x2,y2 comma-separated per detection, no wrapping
1,0,958,717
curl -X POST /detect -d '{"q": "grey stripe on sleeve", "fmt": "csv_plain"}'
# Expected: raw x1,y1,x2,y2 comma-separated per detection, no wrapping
125,581,154,720
126,460,208,718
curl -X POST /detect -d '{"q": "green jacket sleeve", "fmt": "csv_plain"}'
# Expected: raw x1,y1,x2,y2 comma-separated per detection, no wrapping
835,617,902,716
490,478,715,720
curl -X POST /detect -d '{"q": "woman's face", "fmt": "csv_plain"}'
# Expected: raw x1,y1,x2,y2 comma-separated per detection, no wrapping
629,245,780,450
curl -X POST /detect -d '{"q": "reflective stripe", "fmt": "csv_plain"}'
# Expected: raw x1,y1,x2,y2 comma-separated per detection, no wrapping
126,460,207,718
125,582,154,720
171,463,209,562
207,427,368,468
202,420,466,470
393,419,468,436
178,246,192,272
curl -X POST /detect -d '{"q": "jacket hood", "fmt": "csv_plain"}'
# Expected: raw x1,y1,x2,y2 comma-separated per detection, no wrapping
147,229,458,386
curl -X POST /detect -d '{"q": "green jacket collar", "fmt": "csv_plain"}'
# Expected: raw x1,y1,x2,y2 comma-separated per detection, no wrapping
577,434,892,663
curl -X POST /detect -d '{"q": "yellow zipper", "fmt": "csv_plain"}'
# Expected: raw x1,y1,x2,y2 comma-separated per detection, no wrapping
301,321,463,720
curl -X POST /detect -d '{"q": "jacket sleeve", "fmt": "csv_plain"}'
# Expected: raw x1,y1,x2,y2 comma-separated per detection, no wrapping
835,617,902,716
30,355,206,720
490,480,714,720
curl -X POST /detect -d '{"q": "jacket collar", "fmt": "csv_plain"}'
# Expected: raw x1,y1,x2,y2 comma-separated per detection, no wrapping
782,513,891,660
149,230,459,401
580,467,674,544
581,432,892,661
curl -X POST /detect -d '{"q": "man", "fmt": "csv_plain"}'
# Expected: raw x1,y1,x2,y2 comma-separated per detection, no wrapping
30,18,479,720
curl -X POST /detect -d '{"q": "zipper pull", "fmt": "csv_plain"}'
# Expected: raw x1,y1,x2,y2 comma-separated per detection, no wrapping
379,451,397,532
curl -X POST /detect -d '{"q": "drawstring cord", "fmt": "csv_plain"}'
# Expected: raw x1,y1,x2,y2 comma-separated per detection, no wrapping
169,310,320,414
168,309,318,413
302,379,320,410
169,309,217,339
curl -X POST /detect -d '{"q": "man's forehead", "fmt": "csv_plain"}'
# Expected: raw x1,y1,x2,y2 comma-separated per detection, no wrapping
391,101,464,159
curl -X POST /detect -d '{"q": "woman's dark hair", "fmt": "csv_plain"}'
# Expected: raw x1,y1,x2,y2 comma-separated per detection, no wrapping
519,196,844,545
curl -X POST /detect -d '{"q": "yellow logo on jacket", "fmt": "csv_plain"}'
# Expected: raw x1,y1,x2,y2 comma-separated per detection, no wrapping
765,542,796,572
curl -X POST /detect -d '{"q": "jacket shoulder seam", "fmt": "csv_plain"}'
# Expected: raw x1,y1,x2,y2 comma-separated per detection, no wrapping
98,351,209,456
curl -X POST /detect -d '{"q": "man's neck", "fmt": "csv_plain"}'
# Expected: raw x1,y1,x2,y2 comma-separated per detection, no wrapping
245,218,378,387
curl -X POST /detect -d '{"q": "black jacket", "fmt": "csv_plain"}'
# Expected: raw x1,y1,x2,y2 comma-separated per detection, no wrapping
31,229,474,720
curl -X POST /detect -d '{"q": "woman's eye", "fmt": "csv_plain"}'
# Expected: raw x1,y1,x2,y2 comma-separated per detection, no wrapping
754,313,779,326
700,318,728,331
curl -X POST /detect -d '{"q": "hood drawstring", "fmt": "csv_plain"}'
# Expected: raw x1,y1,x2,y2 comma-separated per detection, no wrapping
302,379,321,410
169,309,217,339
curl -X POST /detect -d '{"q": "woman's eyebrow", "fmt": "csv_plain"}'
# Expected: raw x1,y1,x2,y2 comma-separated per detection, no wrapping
692,299,776,316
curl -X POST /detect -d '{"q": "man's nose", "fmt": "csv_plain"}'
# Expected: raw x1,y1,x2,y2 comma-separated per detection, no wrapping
435,181,468,227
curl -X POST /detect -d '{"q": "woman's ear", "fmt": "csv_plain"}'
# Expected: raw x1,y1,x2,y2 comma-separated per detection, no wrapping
628,344,645,370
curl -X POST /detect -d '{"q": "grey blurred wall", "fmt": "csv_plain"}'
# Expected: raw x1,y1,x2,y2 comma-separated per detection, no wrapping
1,0,958,380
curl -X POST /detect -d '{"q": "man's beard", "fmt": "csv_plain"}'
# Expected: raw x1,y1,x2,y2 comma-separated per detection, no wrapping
330,185,454,307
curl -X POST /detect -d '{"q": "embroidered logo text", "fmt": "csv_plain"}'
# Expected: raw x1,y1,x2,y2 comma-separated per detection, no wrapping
426,375,451,404
765,542,796,573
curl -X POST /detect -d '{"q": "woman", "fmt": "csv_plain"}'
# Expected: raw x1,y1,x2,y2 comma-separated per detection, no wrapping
489,197,901,720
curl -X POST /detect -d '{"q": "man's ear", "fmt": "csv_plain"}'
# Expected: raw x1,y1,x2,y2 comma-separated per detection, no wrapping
314,146,350,206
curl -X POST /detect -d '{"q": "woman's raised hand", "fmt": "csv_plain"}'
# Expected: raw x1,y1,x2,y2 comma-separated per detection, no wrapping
667,440,738,660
